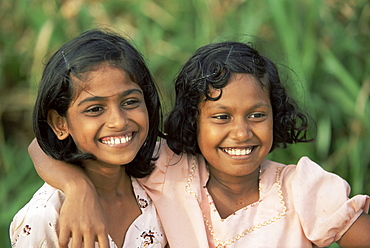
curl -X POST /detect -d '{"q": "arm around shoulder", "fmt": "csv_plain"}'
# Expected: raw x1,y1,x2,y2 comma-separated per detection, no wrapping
28,138,92,191
28,138,110,248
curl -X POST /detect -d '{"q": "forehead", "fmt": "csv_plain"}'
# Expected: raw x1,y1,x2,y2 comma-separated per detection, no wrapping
200,73,270,109
71,64,141,99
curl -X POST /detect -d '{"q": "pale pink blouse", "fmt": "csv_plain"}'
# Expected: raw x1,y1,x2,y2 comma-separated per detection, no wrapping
10,178,167,248
139,141,370,248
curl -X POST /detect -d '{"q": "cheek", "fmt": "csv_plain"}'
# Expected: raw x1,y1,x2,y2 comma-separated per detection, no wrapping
131,107,149,141
66,115,97,141
261,119,274,147
139,108,149,131
196,124,205,152
68,124,92,145
196,118,207,145
197,121,219,151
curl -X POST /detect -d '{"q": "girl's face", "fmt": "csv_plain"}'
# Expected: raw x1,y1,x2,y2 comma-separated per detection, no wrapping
197,73,273,179
62,64,149,166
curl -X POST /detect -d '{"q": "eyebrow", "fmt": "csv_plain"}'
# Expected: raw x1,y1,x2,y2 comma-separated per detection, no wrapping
77,89,143,106
206,102,271,110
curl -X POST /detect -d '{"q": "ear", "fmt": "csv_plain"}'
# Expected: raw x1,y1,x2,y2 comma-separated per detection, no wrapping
47,110,69,140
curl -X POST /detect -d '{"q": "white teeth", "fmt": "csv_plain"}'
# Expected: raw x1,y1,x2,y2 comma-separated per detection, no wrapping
121,136,129,143
101,135,133,145
223,148,252,156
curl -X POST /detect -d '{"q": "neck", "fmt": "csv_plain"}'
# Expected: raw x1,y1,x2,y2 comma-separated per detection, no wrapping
82,160,131,199
206,167,260,219
207,166,260,194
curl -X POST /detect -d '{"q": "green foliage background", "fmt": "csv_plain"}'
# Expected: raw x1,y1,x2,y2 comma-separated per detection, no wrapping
0,0,369,246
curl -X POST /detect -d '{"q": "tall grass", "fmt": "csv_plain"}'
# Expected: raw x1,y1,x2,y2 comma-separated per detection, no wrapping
1,0,368,247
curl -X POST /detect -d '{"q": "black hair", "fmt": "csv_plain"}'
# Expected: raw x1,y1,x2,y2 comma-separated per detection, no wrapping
165,41,312,155
33,28,162,178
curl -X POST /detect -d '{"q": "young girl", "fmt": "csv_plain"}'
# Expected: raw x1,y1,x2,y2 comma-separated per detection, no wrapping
10,29,167,248
28,41,370,247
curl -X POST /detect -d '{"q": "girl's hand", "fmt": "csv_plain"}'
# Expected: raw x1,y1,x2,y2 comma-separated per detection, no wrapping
28,139,110,248
59,181,109,248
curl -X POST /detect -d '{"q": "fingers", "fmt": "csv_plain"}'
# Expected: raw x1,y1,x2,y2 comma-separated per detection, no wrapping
58,225,109,248
70,232,83,248
79,233,95,248
59,232,97,248
58,229,71,248
58,182,109,248
97,234,110,248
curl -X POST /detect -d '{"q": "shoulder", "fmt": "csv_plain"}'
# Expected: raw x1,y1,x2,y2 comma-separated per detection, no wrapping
279,156,349,192
282,156,334,175
10,183,63,247
147,139,194,176
138,140,199,200
155,139,189,165
11,183,64,227
260,157,351,206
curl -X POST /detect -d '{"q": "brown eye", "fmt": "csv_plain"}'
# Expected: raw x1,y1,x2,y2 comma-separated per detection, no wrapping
121,99,140,108
84,106,104,116
213,115,229,120
249,112,268,122
250,113,265,118
86,106,102,113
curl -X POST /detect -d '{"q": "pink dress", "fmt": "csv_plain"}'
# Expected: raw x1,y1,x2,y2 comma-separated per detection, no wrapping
139,141,370,248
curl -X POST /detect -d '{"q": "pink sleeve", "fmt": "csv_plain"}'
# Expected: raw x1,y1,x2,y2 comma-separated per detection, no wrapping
286,157,370,247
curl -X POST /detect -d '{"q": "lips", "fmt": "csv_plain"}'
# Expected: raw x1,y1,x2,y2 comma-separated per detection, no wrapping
100,132,134,146
220,147,255,156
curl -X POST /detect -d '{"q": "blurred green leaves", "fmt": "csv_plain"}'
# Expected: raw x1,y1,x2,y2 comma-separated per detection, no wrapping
1,0,369,247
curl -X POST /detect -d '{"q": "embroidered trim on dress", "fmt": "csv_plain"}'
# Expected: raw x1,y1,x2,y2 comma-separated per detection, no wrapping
185,156,287,247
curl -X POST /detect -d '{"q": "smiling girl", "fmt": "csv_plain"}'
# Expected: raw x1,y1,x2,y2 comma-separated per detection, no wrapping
10,29,166,248
152,41,370,247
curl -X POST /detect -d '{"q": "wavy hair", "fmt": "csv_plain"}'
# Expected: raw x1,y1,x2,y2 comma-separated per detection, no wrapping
33,28,162,178
165,41,312,155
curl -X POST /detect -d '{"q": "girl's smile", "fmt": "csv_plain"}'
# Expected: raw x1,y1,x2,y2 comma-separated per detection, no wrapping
197,73,273,179
100,133,134,146
220,146,255,156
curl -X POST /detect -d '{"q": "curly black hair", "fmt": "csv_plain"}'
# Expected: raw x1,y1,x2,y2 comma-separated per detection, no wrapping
164,41,312,155
33,28,162,178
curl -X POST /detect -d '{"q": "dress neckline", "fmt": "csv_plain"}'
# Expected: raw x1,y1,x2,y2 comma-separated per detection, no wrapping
185,155,287,247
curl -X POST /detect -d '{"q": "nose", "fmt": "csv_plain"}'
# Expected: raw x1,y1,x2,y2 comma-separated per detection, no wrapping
230,119,253,141
106,107,128,130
